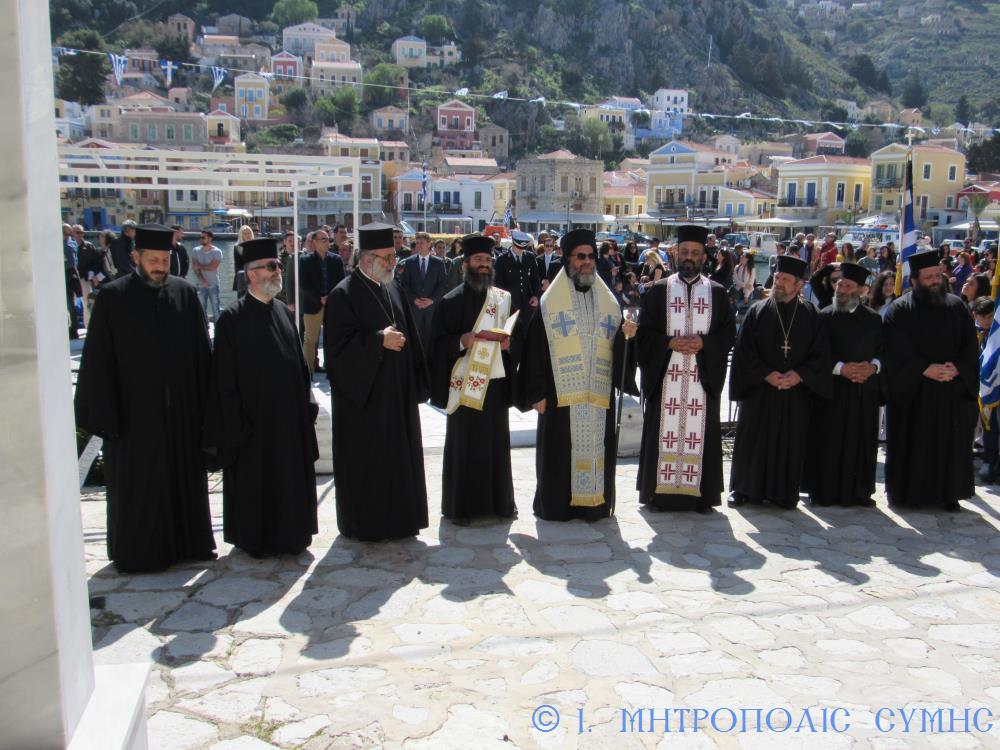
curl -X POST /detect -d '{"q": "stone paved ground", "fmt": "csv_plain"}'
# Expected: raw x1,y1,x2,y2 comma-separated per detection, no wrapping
83,416,1000,750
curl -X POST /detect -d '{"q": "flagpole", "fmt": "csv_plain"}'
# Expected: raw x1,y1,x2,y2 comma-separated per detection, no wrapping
893,147,912,298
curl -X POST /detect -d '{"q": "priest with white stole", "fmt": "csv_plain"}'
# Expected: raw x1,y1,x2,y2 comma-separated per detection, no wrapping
635,224,736,514
519,229,638,522
431,234,518,525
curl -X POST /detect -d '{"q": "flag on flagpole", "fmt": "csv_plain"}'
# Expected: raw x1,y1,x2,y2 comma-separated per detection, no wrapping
491,90,508,100
981,316,1000,416
454,87,469,96
160,59,177,87
421,161,428,208
502,204,513,228
109,53,127,85
894,151,918,294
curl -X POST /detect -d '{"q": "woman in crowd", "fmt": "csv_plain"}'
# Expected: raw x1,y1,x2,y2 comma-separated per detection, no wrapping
869,270,896,316
950,251,973,296
732,250,756,305
878,245,895,273
233,224,255,297
639,249,666,289
840,242,856,262
710,246,734,290
961,272,992,306
622,241,641,271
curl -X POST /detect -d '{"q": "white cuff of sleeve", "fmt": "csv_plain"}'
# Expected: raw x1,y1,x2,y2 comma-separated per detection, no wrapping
833,361,844,375
871,358,881,373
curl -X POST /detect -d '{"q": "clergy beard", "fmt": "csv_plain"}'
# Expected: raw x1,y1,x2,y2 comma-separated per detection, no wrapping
772,287,796,303
137,265,166,287
833,291,861,312
366,256,393,284
567,265,595,289
680,259,700,280
256,277,282,299
464,265,493,293
913,280,946,306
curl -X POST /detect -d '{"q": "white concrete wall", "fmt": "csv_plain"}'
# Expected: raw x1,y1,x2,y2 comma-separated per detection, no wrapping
0,0,96,745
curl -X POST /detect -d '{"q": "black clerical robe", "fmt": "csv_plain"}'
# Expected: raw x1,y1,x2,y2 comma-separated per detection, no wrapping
324,271,429,540
804,304,883,506
729,297,832,508
519,296,637,521
430,284,516,522
635,278,736,511
74,274,215,572
883,293,979,509
204,294,318,556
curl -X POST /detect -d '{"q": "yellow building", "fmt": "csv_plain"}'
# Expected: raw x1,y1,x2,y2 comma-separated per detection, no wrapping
870,143,965,224
580,104,628,130
487,172,516,223
645,141,749,221
775,155,871,225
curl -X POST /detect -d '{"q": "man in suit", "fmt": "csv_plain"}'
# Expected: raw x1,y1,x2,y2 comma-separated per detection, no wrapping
535,231,562,292
398,231,447,362
110,220,137,279
494,230,542,319
170,225,190,278
298,228,346,375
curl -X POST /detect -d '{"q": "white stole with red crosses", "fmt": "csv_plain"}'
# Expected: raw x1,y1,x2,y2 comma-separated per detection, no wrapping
656,273,713,496
446,286,511,414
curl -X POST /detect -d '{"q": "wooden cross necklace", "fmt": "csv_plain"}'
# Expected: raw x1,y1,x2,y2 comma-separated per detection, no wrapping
774,297,799,359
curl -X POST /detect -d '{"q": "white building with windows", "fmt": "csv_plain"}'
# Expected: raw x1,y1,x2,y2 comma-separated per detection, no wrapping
392,35,427,67
650,88,689,115
311,61,363,96
282,22,338,58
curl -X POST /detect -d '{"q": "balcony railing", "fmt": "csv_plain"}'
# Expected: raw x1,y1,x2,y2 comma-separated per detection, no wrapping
875,177,901,189
777,198,818,208
657,201,692,211
432,203,463,214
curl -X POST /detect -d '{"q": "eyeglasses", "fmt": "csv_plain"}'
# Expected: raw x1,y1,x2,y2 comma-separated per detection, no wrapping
315,237,330,242
372,252,397,265
249,261,282,272
572,253,597,261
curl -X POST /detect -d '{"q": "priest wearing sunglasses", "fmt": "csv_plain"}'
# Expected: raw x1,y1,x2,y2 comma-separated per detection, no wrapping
204,238,319,557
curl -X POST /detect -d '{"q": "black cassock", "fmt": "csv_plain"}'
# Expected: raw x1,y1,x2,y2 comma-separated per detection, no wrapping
635,279,736,511
729,298,832,508
430,284,516,522
883,293,978,509
324,272,429,540
204,294,318,556
74,274,215,572
519,299,637,521
803,304,883,506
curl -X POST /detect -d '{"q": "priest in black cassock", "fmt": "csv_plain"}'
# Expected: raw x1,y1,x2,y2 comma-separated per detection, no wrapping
635,225,736,514
883,250,979,511
74,224,216,573
519,229,638,522
729,255,832,509
324,223,429,540
430,234,516,525
204,238,318,557
803,262,883,507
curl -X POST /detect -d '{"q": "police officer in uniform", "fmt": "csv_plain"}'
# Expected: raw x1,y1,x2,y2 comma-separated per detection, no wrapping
494,230,542,320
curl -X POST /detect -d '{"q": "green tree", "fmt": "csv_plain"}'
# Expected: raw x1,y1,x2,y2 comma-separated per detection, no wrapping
271,0,319,28
256,123,301,145
281,86,310,125
314,96,338,126
844,131,868,157
56,29,109,106
151,31,193,65
967,133,1000,174
955,95,971,125
331,86,360,123
901,73,927,109
50,0,138,40
364,63,406,109
418,14,453,45
820,102,849,123
568,117,612,160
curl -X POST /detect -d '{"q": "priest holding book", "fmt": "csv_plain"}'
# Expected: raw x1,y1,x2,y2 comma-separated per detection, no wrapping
431,234,518,525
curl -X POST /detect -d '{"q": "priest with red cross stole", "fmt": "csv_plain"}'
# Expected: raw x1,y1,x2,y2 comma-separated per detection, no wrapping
635,224,736,514
728,254,832,509
519,229,638,521
430,234,517,525
803,262,884,507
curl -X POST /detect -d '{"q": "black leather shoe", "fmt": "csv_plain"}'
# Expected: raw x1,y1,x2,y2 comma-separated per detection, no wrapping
728,493,748,507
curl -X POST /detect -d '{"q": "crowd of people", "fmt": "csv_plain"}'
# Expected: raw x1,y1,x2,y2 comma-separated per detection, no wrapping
72,218,995,575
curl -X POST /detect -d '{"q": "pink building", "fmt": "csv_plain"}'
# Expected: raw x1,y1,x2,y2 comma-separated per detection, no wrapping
434,99,477,150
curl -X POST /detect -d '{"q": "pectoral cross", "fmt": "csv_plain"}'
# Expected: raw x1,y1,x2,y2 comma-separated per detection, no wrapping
781,340,791,358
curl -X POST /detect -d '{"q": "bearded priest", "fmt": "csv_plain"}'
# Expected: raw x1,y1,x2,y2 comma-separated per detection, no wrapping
635,224,736,514
430,234,517,525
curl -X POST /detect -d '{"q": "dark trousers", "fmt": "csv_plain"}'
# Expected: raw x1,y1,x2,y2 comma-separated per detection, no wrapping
985,409,999,474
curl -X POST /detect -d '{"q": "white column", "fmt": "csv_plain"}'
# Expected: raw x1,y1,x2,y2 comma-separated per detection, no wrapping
0,2,147,747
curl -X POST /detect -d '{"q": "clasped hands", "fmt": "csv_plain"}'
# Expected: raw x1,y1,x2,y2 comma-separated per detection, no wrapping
766,370,803,390
924,362,959,382
840,362,877,384
669,335,703,355
461,330,511,351
382,326,406,351
414,297,434,310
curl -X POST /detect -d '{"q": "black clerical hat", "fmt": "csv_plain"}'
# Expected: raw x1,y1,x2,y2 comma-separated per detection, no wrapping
461,234,495,258
358,222,395,251
240,237,279,264
676,224,709,246
134,223,174,252
775,255,808,279
560,229,597,255
908,249,940,272
839,262,870,286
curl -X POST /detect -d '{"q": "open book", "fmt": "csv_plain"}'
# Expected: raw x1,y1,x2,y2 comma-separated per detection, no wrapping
476,310,519,341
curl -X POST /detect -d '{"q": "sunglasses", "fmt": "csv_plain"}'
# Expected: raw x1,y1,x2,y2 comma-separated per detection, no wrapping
250,261,282,272
572,253,597,260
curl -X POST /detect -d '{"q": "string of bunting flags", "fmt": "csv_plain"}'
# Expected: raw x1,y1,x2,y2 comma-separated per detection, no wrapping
52,46,999,137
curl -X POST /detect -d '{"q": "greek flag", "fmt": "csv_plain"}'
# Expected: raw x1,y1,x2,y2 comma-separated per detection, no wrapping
981,317,1000,413
211,66,227,92
897,152,918,287
109,53,127,85
160,59,177,87
502,205,513,228
421,161,428,208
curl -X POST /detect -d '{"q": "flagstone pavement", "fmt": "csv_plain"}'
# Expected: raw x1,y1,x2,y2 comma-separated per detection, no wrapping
82,402,1000,750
